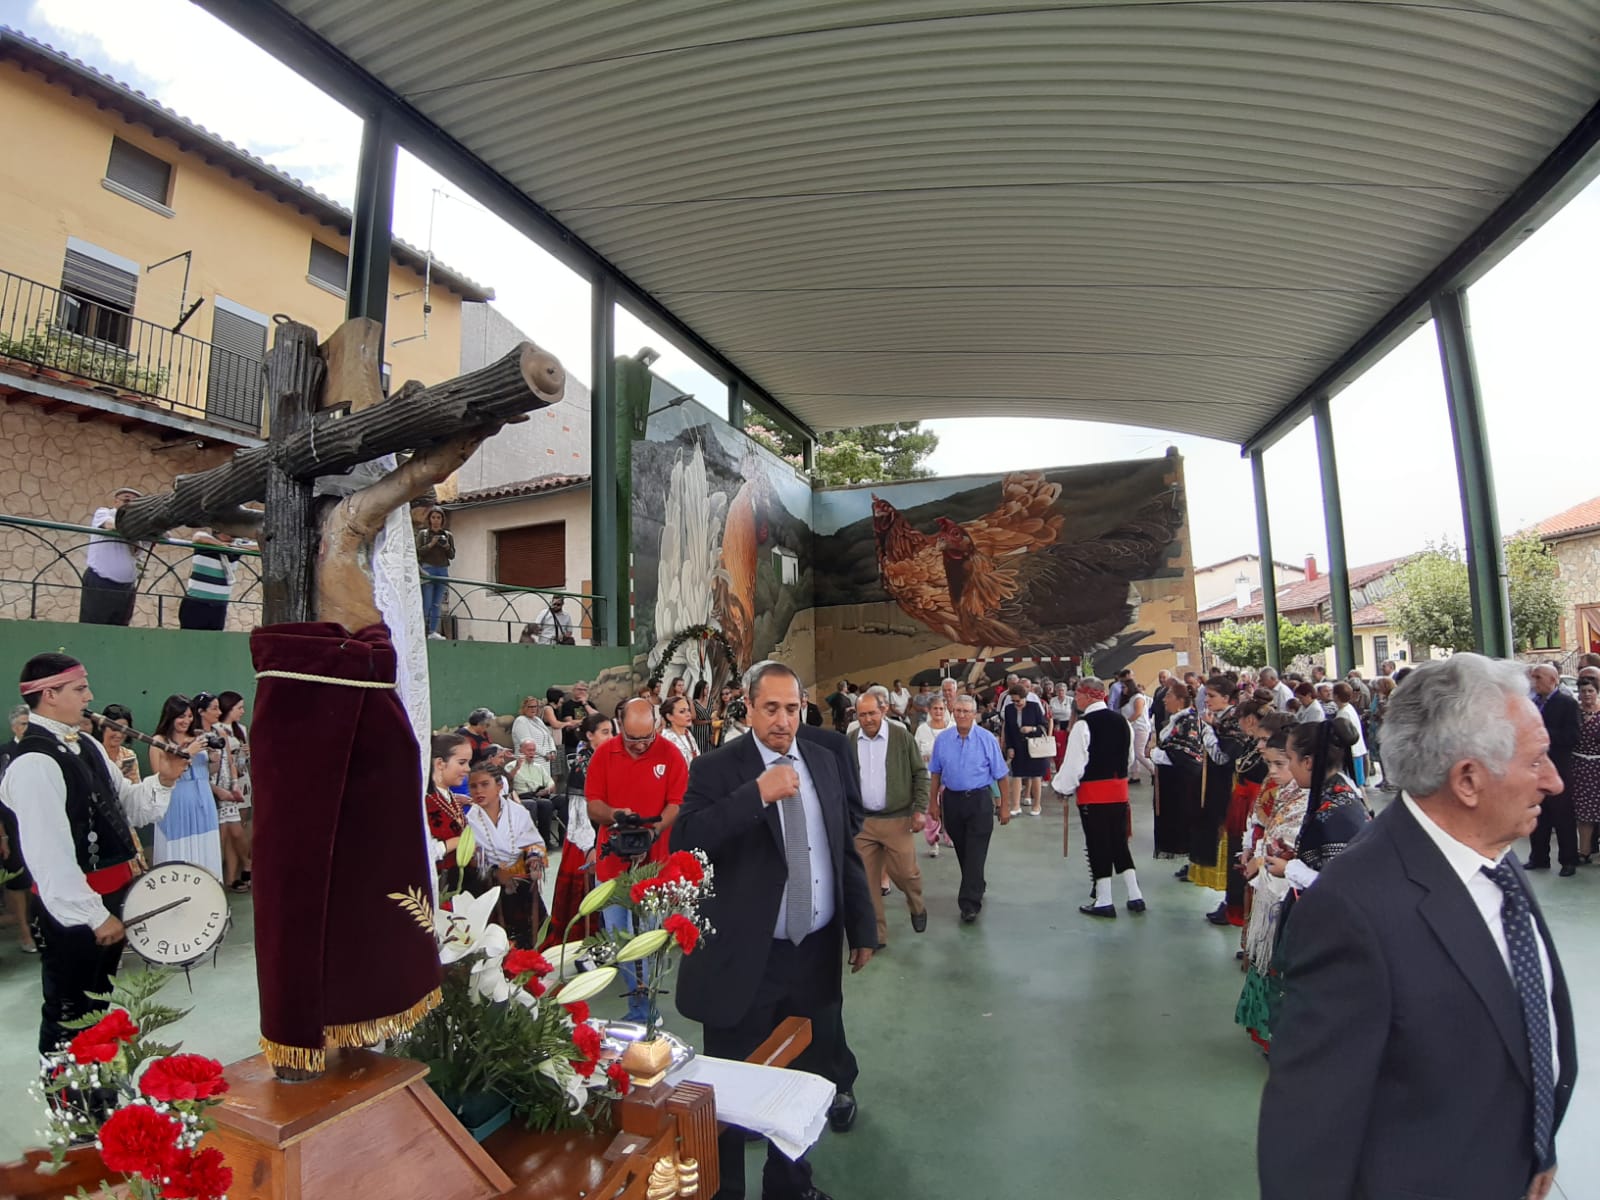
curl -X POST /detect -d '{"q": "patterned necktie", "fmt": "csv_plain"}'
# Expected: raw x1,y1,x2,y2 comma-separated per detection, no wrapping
1481,862,1556,1171
778,754,812,944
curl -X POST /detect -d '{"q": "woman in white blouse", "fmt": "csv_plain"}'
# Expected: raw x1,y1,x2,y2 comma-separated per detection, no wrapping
660,695,700,768
915,699,956,856
465,762,546,948
1120,680,1156,784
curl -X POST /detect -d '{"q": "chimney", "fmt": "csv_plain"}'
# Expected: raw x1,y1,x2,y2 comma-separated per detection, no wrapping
1304,554,1319,582
1235,573,1252,609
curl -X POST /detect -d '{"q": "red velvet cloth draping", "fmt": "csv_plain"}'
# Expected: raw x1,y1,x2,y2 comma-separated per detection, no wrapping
249,622,441,1072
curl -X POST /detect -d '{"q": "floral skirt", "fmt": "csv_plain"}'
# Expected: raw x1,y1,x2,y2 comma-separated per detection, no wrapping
1235,965,1282,1051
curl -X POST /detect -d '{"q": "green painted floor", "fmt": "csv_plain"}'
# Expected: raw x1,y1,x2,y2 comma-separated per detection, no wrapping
2,794,1594,1199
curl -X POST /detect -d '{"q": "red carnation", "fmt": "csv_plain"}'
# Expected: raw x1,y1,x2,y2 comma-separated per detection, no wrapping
527,978,547,998
68,1009,139,1063
563,1001,590,1025
666,850,704,885
573,1057,597,1078
502,949,553,979
571,1021,602,1062
606,1062,632,1095
97,1104,180,1176
663,914,700,954
159,1146,233,1200
140,1054,229,1103
628,878,655,905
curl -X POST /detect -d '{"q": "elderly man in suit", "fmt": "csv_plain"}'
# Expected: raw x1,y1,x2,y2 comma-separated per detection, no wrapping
1526,663,1581,877
674,662,877,1200
1260,654,1577,1200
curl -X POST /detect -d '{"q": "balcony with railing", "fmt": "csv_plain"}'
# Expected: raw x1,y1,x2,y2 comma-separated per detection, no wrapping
0,267,266,435
0,514,605,644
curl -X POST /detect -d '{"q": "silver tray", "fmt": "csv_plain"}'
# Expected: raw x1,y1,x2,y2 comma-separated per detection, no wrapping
594,1020,697,1074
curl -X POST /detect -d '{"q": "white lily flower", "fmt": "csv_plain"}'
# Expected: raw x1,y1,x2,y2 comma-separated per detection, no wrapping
436,888,503,963
512,990,539,1015
469,953,512,1004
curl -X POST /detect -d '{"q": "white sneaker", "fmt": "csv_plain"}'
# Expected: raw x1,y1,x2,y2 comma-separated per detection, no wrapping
427,632,445,641
929,845,940,858
1009,806,1022,816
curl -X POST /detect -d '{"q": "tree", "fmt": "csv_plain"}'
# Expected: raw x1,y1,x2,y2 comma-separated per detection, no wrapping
1204,617,1335,670
744,417,939,487
1388,536,1563,654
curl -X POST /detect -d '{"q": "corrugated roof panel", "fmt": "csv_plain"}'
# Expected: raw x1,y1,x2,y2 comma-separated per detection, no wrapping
271,0,1600,440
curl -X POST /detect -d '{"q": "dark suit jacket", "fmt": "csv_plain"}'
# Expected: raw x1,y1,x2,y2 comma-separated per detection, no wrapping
1260,799,1577,1200
671,732,877,1028
1540,689,1580,783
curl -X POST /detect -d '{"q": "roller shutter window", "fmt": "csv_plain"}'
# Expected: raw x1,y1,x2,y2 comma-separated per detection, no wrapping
59,247,137,347
106,137,172,205
496,522,566,589
308,240,349,291
206,307,268,429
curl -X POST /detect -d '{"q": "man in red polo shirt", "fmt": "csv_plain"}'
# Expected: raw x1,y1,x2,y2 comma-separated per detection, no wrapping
586,696,686,1023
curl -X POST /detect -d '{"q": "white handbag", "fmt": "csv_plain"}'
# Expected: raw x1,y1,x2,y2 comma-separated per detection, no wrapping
1026,735,1056,760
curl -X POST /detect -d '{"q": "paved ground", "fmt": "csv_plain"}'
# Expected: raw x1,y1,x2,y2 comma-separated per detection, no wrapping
1,792,1593,1198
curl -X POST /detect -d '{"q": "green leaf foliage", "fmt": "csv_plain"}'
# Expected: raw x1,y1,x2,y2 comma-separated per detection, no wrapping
1203,617,1334,670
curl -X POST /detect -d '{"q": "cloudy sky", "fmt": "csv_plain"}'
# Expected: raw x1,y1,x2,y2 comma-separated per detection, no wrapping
8,0,1596,572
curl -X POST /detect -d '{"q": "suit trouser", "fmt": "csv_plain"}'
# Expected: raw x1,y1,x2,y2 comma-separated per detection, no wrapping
1077,802,1134,881
854,813,925,944
941,788,994,914
703,929,846,1200
1528,782,1578,868
30,884,130,1055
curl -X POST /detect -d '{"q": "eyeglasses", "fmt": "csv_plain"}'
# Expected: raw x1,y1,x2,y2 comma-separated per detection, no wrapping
622,732,657,746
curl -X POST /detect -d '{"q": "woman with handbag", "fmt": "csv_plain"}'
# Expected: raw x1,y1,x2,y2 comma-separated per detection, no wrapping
1003,682,1053,818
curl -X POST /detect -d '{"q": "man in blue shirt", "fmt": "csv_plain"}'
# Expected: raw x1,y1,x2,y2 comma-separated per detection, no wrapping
928,695,1010,923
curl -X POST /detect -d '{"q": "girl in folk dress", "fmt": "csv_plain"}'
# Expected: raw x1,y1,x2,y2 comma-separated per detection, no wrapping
660,695,700,768
1235,720,1306,1051
1151,683,1204,860
425,732,476,895
465,764,546,949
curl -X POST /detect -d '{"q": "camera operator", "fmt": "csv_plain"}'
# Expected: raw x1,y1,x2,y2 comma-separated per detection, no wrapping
509,738,558,847
586,696,686,1025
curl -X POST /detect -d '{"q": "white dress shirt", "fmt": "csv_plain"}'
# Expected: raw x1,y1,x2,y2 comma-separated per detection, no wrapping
1296,702,1326,724
1051,701,1134,794
1272,680,1295,710
0,714,173,929
755,738,836,939
1402,793,1559,1082
855,725,889,813
86,507,138,582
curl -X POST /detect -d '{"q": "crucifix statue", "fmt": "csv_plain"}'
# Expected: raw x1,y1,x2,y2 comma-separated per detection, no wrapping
116,315,565,1079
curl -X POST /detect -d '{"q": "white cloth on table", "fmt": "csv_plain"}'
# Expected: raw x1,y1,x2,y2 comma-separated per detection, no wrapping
669,1055,835,1161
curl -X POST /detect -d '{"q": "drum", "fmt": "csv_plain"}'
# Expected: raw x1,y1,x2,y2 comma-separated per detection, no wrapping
120,862,231,967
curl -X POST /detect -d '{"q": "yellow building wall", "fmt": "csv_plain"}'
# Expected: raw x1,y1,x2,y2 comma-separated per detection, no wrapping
0,60,465,410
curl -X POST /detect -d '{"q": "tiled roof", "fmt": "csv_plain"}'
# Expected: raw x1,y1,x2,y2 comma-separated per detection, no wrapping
1350,603,1389,626
1198,557,1407,624
452,473,590,506
1193,553,1304,575
0,28,493,302
1532,495,1600,541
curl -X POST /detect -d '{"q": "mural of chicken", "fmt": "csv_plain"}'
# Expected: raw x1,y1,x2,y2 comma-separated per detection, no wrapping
873,472,1182,658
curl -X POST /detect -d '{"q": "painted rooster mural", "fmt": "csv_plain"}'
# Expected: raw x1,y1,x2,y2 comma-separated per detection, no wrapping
871,472,1182,658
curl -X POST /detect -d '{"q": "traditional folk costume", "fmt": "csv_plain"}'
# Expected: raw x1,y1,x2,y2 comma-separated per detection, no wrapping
0,675,173,1053
1225,743,1270,926
1151,706,1202,858
1052,692,1143,917
1190,708,1255,927
1234,777,1306,1051
466,799,546,949
425,782,477,896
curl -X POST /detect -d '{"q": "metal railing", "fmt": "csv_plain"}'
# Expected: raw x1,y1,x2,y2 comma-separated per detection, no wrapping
0,514,602,644
0,268,265,432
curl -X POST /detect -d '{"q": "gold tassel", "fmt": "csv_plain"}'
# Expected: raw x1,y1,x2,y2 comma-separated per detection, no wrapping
323,987,442,1049
259,1038,326,1074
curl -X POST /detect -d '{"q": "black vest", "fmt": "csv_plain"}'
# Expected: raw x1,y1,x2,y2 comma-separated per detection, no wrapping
1081,708,1131,781
11,724,138,875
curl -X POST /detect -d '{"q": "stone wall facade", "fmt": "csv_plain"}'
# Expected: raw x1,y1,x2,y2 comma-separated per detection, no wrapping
1549,530,1600,660
0,399,244,628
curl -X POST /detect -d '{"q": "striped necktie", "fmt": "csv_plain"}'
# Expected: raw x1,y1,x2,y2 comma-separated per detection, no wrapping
778,754,812,944
1481,862,1555,1172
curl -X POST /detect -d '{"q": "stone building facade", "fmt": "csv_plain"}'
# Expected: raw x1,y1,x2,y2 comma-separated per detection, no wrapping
1534,495,1600,662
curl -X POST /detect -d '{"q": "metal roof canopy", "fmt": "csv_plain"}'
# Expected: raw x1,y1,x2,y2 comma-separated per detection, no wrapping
195,1,1600,451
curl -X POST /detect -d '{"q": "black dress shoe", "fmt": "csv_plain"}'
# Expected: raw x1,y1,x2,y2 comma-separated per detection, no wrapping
1205,904,1231,926
1559,864,1577,877
1523,859,1550,870
1174,865,1190,881
1079,903,1116,919
959,909,978,924
1126,899,1146,914
827,1091,857,1132
911,911,927,932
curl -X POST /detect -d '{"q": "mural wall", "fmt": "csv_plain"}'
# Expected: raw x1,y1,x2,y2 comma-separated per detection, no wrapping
811,450,1200,686
625,403,815,702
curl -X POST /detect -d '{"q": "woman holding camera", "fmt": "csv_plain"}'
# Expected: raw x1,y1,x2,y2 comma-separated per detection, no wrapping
148,695,222,880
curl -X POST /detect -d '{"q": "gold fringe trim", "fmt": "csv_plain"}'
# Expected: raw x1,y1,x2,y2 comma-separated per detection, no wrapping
258,987,443,1071
324,986,443,1049
1189,831,1230,891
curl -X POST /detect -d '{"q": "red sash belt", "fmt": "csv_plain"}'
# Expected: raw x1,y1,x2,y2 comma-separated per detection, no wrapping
32,859,135,898
1077,778,1130,805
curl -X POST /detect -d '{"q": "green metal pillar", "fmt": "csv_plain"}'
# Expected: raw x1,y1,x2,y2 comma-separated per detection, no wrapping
1432,289,1512,657
590,277,619,646
346,110,397,350
1312,396,1355,676
1250,449,1281,670
728,380,747,431
802,437,816,474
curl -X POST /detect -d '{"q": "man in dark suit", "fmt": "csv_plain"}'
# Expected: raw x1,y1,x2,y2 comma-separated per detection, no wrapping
1526,663,1580,877
1260,654,1578,1200
674,662,877,1200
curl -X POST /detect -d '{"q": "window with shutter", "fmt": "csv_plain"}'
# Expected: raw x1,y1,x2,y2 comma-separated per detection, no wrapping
206,306,268,429
308,241,349,292
496,523,566,590
58,243,138,348
105,137,172,206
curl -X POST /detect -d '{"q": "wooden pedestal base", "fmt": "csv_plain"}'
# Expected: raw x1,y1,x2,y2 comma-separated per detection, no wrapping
204,1049,512,1200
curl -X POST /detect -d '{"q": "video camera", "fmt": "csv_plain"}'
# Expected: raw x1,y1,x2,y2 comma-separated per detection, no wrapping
604,810,661,862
